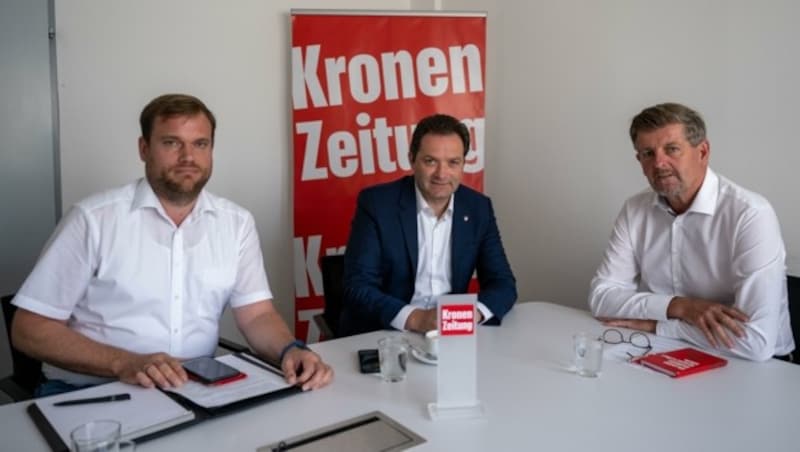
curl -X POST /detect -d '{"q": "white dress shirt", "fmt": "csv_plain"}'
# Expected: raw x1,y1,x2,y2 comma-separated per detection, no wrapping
13,179,272,384
390,186,492,330
589,169,793,361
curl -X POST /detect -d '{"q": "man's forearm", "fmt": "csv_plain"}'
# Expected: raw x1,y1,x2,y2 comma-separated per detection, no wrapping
657,319,774,361
12,309,136,378
589,277,674,321
235,303,296,364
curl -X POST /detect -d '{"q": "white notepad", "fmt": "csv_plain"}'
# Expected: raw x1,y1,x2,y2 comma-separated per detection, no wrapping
35,381,195,446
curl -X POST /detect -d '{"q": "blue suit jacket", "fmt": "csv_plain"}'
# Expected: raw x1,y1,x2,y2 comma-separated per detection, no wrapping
340,176,517,336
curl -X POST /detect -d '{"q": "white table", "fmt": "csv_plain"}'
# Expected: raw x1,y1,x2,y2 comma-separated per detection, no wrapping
1,302,798,451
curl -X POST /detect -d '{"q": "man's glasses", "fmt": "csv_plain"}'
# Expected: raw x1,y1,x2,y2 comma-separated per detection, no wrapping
602,329,652,361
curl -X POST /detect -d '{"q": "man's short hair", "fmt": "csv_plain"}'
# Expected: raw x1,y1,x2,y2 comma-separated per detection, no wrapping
629,103,706,146
409,114,470,160
140,94,216,142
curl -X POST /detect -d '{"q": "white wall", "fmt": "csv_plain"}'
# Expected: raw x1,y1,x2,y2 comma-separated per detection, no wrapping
446,0,800,309
54,0,800,355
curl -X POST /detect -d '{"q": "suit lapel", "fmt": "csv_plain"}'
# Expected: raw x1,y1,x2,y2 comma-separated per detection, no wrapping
399,178,418,274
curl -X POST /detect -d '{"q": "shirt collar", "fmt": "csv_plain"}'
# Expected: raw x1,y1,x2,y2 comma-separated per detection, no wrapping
652,168,718,216
131,177,216,221
414,183,454,219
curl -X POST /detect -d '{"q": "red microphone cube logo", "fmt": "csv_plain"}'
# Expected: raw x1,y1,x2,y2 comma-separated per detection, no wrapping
440,304,475,336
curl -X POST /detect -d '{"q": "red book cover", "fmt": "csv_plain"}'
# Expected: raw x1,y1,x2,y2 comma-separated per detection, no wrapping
637,348,728,378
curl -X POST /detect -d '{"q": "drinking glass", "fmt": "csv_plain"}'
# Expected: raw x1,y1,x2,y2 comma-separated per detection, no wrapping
378,336,409,382
573,332,604,378
70,420,135,452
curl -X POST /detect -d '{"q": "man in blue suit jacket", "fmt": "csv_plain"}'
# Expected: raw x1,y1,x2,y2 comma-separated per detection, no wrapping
341,114,517,336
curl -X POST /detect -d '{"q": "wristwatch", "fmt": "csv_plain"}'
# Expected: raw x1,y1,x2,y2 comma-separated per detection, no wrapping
279,339,310,363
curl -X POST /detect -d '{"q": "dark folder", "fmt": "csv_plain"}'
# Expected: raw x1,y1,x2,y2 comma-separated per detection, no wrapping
28,353,302,452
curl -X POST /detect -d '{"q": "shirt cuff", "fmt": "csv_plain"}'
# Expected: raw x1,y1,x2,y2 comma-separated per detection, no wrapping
476,302,493,324
390,305,417,331
656,319,681,338
645,293,675,321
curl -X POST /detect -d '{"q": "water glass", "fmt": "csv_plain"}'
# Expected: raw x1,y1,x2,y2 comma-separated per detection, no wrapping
70,420,135,452
378,336,409,382
573,332,604,378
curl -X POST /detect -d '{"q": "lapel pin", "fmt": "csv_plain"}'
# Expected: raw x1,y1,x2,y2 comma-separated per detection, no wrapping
464,215,469,222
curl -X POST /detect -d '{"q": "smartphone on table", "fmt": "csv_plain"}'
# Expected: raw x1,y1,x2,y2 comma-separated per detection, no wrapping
182,357,247,385
358,349,380,374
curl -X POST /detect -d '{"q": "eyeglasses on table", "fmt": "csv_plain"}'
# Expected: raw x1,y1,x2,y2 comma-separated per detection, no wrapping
601,329,653,361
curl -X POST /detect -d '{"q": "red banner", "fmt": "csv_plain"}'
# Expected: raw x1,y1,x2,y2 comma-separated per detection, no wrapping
291,12,486,342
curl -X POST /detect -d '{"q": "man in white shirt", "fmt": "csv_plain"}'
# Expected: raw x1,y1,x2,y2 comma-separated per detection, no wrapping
589,102,794,362
340,114,517,336
12,94,333,395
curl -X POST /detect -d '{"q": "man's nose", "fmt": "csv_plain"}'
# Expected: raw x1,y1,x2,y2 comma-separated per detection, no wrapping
178,145,194,162
653,150,668,168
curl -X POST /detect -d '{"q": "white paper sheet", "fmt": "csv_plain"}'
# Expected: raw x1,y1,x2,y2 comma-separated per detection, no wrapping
35,381,195,446
165,354,292,408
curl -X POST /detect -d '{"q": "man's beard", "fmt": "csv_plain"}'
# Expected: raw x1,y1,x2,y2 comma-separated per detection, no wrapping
653,184,684,199
649,172,683,199
147,165,211,206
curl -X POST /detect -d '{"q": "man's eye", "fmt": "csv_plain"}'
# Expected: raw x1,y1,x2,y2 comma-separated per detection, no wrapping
195,141,210,149
666,146,680,155
639,150,654,159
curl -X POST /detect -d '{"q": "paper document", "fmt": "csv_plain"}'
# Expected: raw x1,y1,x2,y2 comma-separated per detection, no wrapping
34,381,195,446
166,354,292,408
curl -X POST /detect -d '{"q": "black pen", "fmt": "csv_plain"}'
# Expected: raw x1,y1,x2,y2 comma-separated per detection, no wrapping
53,393,131,407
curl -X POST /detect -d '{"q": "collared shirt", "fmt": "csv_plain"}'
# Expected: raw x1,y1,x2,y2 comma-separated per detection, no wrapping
589,169,793,361
13,178,272,384
390,185,492,330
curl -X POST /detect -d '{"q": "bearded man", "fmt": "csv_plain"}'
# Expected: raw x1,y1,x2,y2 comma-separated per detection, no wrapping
589,102,793,362
11,94,333,395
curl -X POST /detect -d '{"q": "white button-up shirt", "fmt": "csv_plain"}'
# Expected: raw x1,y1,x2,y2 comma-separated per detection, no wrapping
589,169,793,361
14,179,272,384
390,186,491,330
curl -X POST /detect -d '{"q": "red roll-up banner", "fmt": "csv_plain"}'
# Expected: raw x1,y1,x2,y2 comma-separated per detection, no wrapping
291,11,486,341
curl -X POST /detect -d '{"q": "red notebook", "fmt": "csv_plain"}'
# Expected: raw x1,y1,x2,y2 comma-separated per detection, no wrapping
636,347,728,378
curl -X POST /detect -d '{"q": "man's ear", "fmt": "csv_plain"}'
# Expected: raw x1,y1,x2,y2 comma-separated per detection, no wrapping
698,139,711,162
408,151,414,164
138,136,148,162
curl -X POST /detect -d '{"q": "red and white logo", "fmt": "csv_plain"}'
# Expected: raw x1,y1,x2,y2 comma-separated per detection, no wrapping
440,304,475,336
